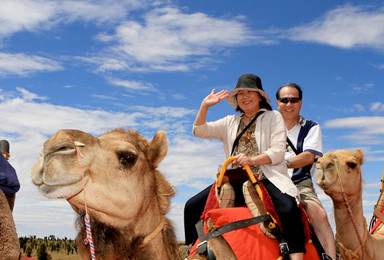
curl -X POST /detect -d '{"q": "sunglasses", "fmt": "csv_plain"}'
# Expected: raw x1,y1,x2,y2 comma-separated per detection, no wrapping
278,97,301,104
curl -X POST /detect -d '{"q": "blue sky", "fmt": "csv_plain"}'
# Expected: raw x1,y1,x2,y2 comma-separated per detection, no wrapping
1,0,384,241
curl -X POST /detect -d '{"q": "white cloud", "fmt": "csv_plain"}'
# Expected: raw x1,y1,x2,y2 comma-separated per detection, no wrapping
285,5,384,50
172,93,187,100
0,1,263,73
93,7,260,72
16,87,48,101
370,102,384,113
324,116,384,133
110,79,157,92
0,53,63,76
352,83,374,93
323,116,384,151
58,0,143,23
0,0,146,38
0,0,56,37
92,94,119,100
353,104,365,112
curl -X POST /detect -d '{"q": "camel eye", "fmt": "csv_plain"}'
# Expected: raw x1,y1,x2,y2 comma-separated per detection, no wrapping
347,161,357,169
118,151,138,168
326,163,335,170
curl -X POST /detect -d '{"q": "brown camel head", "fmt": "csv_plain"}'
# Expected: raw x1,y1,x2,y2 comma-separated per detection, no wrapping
315,149,364,202
31,128,172,228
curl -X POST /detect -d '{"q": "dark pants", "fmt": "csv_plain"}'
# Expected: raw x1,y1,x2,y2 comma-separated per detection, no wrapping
262,178,306,254
183,185,212,245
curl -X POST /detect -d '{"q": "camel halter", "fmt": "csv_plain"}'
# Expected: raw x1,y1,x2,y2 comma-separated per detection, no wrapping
74,141,96,260
333,159,366,260
142,218,166,246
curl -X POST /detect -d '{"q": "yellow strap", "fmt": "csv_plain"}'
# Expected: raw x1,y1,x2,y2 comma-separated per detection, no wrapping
373,168,384,212
216,157,276,228
333,159,345,192
216,156,236,189
374,206,384,223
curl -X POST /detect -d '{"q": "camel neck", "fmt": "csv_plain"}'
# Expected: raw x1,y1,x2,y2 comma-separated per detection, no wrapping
334,193,365,248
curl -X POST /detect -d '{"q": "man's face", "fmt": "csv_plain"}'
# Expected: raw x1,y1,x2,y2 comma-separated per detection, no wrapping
276,86,302,121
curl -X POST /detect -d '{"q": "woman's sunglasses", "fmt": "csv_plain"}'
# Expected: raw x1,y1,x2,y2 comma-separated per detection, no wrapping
278,97,301,104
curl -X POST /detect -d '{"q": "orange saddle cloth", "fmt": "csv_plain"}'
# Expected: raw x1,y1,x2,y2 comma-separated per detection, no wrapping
188,207,320,260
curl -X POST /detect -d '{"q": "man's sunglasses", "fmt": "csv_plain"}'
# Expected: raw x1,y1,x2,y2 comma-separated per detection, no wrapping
278,97,301,104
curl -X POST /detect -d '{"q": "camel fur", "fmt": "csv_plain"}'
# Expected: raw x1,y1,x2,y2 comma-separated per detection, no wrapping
0,189,20,259
31,128,180,260
315,149,384,260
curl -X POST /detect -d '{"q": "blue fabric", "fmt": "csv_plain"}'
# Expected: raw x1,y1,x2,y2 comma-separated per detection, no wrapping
0,155,20,197
292,120,321,184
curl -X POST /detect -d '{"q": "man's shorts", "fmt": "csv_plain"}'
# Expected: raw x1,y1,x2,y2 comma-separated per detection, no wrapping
296,178,322,206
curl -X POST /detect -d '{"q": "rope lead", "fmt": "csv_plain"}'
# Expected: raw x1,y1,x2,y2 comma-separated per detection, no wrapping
75,142,96,260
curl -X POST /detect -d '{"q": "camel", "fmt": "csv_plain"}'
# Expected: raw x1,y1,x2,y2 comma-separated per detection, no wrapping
31,128,181,260
0,189,20,259
315,149,384,260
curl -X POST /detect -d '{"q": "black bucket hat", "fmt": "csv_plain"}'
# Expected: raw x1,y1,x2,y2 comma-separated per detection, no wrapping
227,74,271,108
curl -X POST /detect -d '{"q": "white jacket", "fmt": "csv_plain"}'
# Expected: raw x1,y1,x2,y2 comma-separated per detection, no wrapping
193,109,299,199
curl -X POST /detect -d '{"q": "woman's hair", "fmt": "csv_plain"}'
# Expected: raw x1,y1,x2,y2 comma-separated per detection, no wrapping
235,92,272,113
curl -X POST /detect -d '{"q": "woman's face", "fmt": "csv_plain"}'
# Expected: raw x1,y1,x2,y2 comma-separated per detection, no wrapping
236,90,261,114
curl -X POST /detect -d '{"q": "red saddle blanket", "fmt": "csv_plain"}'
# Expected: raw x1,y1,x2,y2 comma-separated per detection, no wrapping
189,207,320,260
370,208,384,234
20,255,37,260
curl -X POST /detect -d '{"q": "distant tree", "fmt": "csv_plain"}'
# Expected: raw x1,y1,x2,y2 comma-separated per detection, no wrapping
56,240,61,252
49,235,56,240
37,243,50,260
26,246,32,257
19,237,28,252
50,242,56,252
67,244,71,255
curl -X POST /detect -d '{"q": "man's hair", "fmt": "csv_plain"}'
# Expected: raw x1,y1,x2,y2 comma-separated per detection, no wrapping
275,83,303,100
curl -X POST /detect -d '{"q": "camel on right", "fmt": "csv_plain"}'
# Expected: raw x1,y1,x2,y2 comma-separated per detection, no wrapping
315,148,384,260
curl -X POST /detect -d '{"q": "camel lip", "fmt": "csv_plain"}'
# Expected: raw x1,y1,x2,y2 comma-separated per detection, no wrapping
38,178,85,199
66,186,85,201
44,145,77,158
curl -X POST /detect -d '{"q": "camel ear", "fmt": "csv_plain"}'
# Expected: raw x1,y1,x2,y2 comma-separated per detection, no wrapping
149,131,168,168
355,148,364,166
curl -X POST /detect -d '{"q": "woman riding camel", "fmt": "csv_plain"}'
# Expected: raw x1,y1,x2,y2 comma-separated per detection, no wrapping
188,73,306,259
